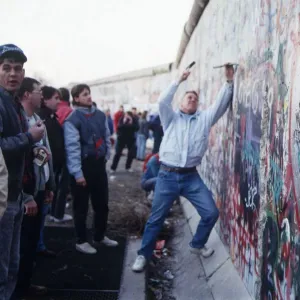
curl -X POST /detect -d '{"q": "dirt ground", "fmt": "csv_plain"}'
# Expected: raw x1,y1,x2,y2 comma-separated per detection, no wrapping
46,153,150,236
46,151,180,300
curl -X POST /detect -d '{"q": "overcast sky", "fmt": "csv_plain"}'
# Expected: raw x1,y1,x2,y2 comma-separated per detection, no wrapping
1,0,193,86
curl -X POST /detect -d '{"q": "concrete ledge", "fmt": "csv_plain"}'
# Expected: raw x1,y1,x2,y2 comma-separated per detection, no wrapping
119,238,146,300
172,219,214,300
180,197,252,300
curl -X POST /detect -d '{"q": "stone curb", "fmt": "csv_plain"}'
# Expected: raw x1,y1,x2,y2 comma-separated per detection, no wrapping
119,238,146,300
180,197,252,300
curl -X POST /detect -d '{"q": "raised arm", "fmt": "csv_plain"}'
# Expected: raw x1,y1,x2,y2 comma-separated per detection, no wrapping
205,64,235,126
205,82,233,126
158,70,191,131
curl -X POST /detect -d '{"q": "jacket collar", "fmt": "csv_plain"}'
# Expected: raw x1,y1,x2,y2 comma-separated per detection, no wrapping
177,109,200,119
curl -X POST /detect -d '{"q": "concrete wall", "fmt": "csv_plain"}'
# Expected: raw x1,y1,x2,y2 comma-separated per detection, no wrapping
176,0,300,299
85,64,173,113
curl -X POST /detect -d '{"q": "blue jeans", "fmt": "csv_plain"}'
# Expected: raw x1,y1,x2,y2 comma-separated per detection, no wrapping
136,134,146,160
141,177,157,192
37,203,50,252
0,199,23,300
138,169,219,259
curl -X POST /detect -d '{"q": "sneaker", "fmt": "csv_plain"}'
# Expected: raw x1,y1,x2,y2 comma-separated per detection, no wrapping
126,168,134,173
76,242,97,254
132,255,147,272
109,175,116,181
189,245,214,258
147,190,154,201
37,249,57,258
26,284,48,297
94,236,119,247
49,214,73,223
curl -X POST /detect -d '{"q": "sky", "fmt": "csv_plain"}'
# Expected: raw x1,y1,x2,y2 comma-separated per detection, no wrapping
1,0,194,86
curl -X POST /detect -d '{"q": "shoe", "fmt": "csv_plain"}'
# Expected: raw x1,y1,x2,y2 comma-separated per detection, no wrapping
189,245,214,258
37,249,57,258
132,255,147,272
27,284,48,296
76,242,97,254
94,236,119,247
126,168,134,173
109,175,116,181
49,214,73,223
147,191,154,201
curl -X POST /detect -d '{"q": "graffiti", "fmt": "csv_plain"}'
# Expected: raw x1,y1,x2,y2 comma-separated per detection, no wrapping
177,0,300,298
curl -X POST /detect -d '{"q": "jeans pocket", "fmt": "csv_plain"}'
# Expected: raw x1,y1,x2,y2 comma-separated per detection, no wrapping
158,170,169,179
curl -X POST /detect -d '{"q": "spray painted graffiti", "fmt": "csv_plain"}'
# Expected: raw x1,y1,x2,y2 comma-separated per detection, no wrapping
177,0,300,298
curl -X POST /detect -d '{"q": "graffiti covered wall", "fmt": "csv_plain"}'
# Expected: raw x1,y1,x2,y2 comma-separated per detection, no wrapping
177,0,300,299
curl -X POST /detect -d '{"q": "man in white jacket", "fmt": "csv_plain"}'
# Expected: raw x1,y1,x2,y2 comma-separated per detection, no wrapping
132,65,234,272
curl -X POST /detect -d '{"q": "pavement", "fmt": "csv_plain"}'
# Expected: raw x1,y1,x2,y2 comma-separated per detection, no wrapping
180,196,252,300
119,238,146,300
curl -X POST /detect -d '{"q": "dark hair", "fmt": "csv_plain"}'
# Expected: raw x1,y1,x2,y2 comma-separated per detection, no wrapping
185,90,198,98
0,52,25,65
141,111,147,119
71,84,90,105
126,111,133,118
18,77,40,99
58,87,70,103
42,86,59,101
132,107,137,111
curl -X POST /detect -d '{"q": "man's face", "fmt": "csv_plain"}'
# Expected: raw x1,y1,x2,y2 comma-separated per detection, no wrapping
120,106,124,112
132,108,137,115
0,58,24,93
106,110,110,116
29,83,42,110
45,92,60,112
75,88,92,107
180,92,199,114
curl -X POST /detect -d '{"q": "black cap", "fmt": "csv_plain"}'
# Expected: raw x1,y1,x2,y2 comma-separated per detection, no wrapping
0,44,27,63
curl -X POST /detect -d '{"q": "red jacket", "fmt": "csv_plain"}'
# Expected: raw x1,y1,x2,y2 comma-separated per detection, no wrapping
114,110,124,132
57,102,73,125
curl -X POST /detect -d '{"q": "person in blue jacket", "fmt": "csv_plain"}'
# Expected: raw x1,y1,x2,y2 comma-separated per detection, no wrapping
64,84,118,255
141,154,160,196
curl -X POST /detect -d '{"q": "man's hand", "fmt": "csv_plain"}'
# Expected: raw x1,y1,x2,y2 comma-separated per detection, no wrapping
24,200,38,216
44,191,54,204
33,146,51,163
178,70,191,84
225,64,234,82
76,177,87,187
29,121,45,142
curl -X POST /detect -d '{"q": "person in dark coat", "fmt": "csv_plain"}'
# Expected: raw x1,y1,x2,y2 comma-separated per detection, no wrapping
38,86,72,224
110,111,139,173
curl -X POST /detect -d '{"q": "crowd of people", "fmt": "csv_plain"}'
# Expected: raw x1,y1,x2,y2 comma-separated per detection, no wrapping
0,41,235,299
0,43,166,300
0,44,141,300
